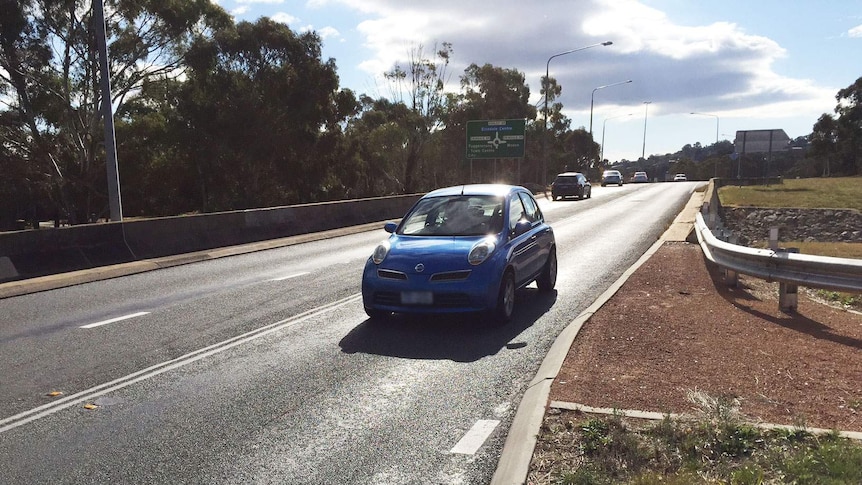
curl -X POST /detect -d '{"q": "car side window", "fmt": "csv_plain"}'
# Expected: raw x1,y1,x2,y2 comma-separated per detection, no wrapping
508,195,526,231
518,192,542,223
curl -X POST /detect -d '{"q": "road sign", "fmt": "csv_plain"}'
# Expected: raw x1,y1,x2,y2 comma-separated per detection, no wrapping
466,119,526,159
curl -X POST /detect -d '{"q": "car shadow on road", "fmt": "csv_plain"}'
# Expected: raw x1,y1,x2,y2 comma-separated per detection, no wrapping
706,258,862,350
338,289,558,362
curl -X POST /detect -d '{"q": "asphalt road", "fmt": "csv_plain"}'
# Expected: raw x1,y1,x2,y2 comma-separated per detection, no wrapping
0,182,700,484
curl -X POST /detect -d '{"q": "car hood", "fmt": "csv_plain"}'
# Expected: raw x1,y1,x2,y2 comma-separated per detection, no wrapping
383,235,496,272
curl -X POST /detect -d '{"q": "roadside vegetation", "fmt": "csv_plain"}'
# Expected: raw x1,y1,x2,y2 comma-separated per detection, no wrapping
529,391,862,484
718,177,862,211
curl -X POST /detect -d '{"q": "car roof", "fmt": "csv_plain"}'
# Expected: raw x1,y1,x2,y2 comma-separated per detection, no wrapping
423,184,526,198
603,170,620,173
555,172,583,177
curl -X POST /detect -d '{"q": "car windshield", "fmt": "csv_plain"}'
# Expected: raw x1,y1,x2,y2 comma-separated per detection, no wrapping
555,175,577,183
398,195,504,236
604,171,620,176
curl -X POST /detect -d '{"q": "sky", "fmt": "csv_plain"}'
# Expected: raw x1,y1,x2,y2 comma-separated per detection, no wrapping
220,0,861,164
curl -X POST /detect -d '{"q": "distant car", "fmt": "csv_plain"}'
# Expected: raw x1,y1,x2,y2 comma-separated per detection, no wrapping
631,172,649,183
361,184,556,323
601,170,623,186
551,172,592,200
673,173,687,182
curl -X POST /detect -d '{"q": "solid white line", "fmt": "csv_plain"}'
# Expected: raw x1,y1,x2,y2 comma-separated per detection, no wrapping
0,293,362,434
271,272,310,281
80,311,150,329
450,419,500,455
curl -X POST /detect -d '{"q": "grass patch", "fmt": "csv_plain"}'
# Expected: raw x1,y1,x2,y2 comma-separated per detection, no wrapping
529,391,862,484
719,177,862,211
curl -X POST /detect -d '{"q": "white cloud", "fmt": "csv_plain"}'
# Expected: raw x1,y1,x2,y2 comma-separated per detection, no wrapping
849,24,862,37
271,12,299,25
317,26,341,40
235,0,284,4
230,6,249,16
327,0,837,147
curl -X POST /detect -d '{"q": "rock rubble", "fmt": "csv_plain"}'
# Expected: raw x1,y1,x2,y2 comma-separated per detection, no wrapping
722,207,862,245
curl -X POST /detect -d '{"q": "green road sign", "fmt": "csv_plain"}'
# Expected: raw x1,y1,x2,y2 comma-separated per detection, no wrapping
466,119,526,159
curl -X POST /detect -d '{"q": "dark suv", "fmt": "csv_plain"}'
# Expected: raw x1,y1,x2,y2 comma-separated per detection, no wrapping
551,172,591,200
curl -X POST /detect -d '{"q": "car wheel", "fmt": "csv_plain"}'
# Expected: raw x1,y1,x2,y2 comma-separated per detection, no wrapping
536,247,557,292
489,271,515,324
587,187,592,199
578,187,584,200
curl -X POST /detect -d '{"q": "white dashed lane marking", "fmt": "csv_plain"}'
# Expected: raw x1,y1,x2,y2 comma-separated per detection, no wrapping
79,311,150,329
271,272,311,281
450,420,500,455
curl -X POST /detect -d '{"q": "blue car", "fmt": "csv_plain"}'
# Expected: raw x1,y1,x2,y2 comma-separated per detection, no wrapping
361,184,556,323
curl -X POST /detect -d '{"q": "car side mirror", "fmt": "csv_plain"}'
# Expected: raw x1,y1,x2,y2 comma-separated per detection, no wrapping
383,222,397,233
513,220,531,237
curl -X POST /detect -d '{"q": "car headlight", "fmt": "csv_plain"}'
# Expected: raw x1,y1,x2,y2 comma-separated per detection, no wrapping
371,241,390,264
468,238,496,265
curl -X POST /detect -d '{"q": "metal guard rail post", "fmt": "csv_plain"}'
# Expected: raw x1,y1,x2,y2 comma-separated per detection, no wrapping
695,212,862,296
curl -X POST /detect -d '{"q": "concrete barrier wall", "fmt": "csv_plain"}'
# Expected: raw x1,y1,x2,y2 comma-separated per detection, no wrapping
0,193,422,282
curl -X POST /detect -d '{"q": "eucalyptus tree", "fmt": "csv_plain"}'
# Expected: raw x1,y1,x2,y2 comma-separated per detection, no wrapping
383,42,452,193
176,18,352,210
440,63,536,184
0,0,231,224
808,76,862,176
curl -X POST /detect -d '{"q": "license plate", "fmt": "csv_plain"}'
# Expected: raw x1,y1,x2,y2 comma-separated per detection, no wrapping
401,291,433,305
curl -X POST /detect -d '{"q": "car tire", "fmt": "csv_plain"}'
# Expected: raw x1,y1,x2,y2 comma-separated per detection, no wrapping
587,187,592,199
488,271,515,325
578,188,584,200
536,247,557,292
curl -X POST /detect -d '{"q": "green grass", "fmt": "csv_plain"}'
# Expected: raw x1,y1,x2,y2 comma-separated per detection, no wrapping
529,391,862,484
719,177,862,211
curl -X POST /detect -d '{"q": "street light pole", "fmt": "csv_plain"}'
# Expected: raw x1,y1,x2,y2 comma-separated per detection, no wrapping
600,113,634,164
542,41,613,185
641,101,651,160
690,112,720,177
589,80,632,138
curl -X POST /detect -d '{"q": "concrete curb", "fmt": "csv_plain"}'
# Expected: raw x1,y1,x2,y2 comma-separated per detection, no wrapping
490,187,706,485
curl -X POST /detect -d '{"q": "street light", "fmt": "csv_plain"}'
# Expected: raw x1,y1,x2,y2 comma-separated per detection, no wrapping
641,101,651,160
542,40,613,185
690,112,719,177
600,113,634,164
589,80,632,138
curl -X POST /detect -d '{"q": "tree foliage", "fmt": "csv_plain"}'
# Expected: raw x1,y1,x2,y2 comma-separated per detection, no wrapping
0,0,230,227
804,76,862,176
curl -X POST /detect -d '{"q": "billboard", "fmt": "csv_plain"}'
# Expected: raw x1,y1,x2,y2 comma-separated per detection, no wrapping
734,129,790,154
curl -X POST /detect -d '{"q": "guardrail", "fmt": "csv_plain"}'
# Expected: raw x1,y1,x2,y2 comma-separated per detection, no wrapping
694,211,862,311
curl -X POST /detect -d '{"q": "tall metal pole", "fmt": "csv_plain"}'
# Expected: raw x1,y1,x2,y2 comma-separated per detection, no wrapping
641,101,651,160
94,0,122,221
600,113,633,164
690,112,720,177
542,41,612,185
589,80,632,138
